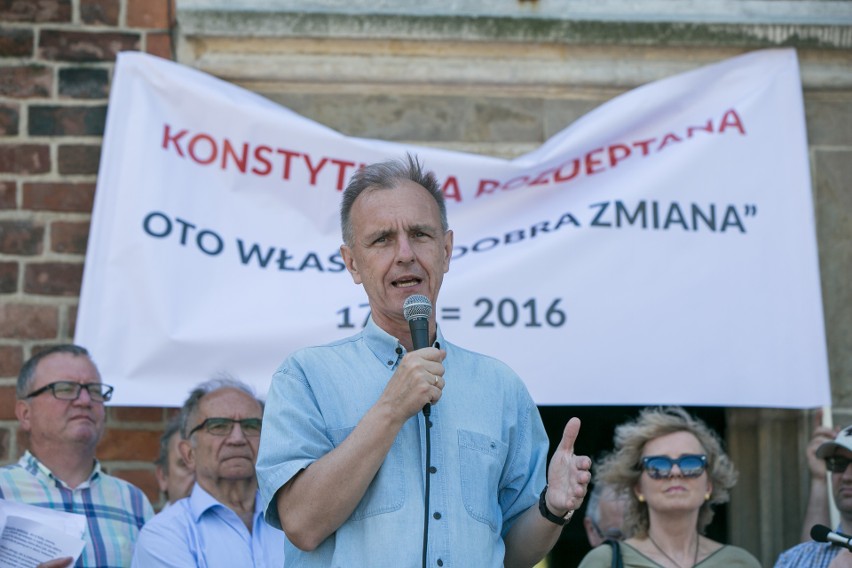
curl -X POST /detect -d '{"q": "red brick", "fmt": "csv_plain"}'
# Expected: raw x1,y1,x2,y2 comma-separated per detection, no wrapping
0,144,50,174
59,67,109,99
0,66,52,98
0,220,44,255
107,466,158,505
29,105,106,136
0,386,16,419
127,0,173,29
0,344,23,377
0,261,17,292
58,144,101,175
0,0,71,23
0,103,20,136
0,181,15,209
145,31,173,60
24,262,84,296
39,30,139,62
0,303,59,339
50,220,90,254
0,28,34,56
111,406,167,423
80,0,119,26
97,427,160,461
23,182,95,212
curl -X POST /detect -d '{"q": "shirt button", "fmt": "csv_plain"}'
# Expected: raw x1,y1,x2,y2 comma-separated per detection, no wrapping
387,360,393,366
429,466,437,474
437,560,443,567
433,512,441,520
395,347,402,354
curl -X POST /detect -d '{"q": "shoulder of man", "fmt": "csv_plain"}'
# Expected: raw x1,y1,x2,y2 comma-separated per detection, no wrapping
774,540,837,568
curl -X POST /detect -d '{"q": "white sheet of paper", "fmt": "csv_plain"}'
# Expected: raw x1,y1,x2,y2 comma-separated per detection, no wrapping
0,501,86,568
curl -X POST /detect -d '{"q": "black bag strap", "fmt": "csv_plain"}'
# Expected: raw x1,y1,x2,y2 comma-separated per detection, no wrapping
605,539,623,568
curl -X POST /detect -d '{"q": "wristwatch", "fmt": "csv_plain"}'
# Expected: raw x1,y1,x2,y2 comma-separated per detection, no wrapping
538,486,573,525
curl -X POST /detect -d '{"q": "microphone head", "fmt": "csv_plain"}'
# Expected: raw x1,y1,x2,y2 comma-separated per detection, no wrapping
403,294,432,322
811,524,831,542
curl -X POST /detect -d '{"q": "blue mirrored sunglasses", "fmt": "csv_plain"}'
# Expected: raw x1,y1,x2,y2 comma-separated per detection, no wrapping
640,454,707,479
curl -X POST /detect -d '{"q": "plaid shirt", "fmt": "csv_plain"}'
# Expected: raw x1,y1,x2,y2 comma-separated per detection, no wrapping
0,451,153,568
774,539,845,568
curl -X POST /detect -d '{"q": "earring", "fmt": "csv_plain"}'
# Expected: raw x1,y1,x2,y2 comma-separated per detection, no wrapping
704,493,711,501
638,495,645,503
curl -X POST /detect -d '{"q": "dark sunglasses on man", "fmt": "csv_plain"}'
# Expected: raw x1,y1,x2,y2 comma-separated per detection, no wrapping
825,455,852,473
25,381,114,403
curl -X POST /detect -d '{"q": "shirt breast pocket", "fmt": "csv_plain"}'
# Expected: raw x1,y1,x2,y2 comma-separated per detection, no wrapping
327,426,405,520
458,429,508,532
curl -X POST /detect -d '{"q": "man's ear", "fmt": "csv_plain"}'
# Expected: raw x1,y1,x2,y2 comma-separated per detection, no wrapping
178,439,196,473
16,400,32,432
340,244,362,285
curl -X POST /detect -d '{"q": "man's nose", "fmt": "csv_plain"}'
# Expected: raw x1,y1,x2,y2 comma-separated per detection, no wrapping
395,235,415,263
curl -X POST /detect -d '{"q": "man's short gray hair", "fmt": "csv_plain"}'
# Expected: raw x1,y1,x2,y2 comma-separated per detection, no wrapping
16,344,97,399
178,375,264,439
340,153,448,247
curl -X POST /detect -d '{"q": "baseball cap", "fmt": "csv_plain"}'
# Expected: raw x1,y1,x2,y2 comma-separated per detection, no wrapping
816,424,852,459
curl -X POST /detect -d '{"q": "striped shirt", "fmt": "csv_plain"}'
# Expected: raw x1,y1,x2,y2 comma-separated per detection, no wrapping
0,451,154,568
773,539,843,568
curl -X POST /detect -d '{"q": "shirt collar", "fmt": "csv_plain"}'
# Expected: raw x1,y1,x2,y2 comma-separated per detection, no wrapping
188,482,262,523
21,450,101,488
363,316,445,367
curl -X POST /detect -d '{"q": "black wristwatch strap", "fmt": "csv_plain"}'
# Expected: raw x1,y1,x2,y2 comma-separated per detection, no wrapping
538,485,573,525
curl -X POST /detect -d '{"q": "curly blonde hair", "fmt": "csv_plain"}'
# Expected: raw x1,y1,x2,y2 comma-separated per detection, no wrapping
595,406,737,538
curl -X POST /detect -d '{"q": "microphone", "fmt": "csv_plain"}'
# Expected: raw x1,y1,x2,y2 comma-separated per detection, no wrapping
403,294,433,416
811,524,852,550
403,294,432,351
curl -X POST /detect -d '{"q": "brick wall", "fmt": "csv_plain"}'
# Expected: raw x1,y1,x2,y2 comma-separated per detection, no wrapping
0,0,176,509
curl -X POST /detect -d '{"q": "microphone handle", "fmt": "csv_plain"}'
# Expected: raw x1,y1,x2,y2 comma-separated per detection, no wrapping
409,317,430,351
408,317,431,415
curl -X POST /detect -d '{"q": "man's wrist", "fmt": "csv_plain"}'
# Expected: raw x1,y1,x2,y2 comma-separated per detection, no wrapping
538,486,573,526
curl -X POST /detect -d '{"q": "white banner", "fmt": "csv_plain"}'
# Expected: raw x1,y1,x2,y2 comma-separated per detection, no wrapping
76,49,830,409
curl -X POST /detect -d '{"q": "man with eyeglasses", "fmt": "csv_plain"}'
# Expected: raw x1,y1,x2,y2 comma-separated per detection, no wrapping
0,344,154,568
775,424,852,567
131,377,287,567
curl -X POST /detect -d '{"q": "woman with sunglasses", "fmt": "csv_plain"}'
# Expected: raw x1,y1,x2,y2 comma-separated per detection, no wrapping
578,406,760,568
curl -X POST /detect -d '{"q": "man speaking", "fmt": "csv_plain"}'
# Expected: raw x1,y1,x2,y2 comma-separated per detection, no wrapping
257,154,591,567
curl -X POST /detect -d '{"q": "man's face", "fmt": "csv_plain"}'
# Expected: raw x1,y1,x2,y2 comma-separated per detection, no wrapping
830,447,852,515
156,431,195,503
340,180,453,337
181,388,264,491
16,353,106,450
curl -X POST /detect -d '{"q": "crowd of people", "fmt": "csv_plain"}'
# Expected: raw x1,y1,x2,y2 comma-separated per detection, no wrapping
0,155,849,568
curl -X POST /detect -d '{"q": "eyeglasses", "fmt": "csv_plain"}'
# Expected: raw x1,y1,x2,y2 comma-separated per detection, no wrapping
825,456,852,474
640,454,707,479
188,417,262,437
590,519,624,541
25,381,114,402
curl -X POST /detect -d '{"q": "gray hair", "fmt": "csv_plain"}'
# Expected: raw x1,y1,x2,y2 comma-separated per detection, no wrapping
340,153,448,247
178,375,264,440
17,344,97,399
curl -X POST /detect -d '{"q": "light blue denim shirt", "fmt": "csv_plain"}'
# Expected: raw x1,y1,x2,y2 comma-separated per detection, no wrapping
131,483,287,568
257,317,549,568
